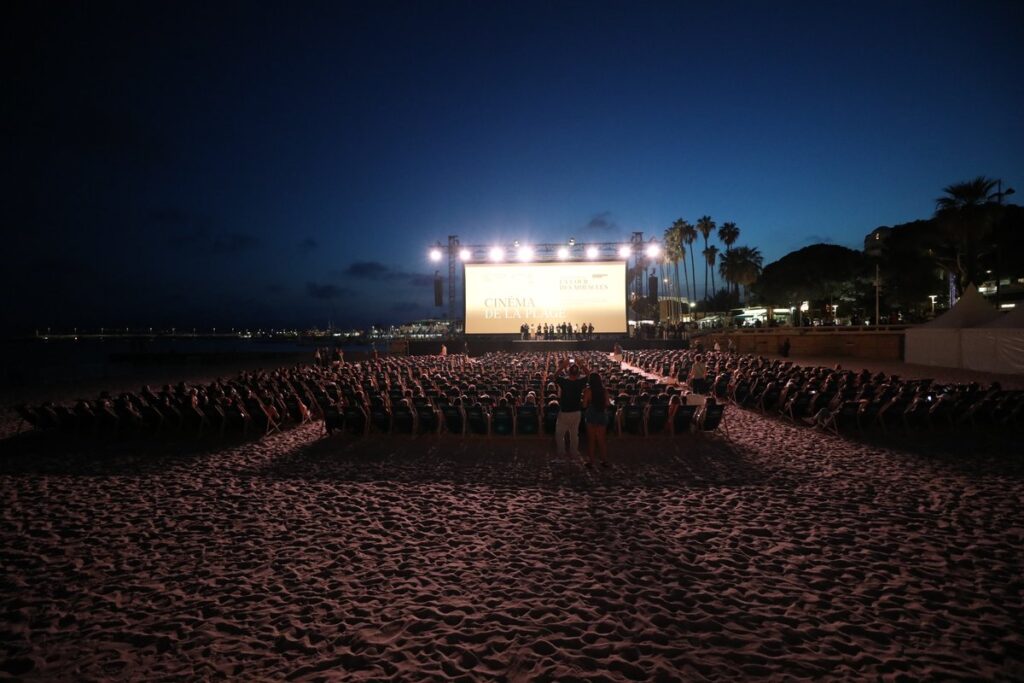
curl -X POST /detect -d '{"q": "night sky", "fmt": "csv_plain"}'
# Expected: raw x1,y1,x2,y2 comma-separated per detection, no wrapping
5,0,1023,333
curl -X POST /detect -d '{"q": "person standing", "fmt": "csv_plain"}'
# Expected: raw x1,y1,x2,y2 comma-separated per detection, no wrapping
688,354,707,394
582,371,611,467
553,358,588,460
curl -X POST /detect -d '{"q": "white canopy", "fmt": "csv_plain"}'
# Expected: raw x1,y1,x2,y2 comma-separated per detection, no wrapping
905,284,999,369
961,303,1024,374
982,305,1024,328
919,284,1000,328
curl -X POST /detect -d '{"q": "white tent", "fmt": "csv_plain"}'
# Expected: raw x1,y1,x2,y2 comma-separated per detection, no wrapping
961,304,1024,374
905,284,1000,369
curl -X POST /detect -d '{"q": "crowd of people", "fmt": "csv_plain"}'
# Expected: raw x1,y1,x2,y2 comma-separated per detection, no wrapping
623,348,1024,436
519,322,595,340
19,342,1014,449
13,351,728,453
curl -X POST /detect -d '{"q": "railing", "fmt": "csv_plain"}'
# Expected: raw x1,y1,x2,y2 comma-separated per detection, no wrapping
696,325,908,335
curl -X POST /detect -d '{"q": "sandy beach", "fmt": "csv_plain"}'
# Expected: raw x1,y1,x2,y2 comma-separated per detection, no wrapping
2,368,1023,681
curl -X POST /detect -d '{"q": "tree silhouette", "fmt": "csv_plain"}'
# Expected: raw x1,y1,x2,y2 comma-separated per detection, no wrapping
717,221,740,295
696,216,716,302
731,246,763,304
664,220,690,308
679,219,698,311
704,244,719,301
934,176,999,296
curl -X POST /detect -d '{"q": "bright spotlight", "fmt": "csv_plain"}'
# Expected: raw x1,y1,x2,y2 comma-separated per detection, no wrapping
586,246,599,259
459,248,472,261
557,246,569,259
429,248,443,262
517,245,534,261
618,245,632,259
489,246,504,261
646,243,661,258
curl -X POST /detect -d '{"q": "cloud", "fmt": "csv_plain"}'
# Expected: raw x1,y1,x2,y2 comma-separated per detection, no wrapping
335,261,436,287
342,261,391,279
407,272,438,287
298,237,318,252
583,211,617,232
306,282,349,299
154,209,259,254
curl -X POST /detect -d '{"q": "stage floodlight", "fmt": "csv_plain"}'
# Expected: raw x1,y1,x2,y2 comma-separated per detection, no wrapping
556,246,569,259
429,247,443,262
646,243,661,258
618,245,632,259
489,246,504,261
459,248,472,261
586,245,599,259
568,237,576,246
517,245,534,261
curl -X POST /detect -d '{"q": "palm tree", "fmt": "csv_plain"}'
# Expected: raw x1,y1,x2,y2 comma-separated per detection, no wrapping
717,221,740,295
718,249,741,303
934,176,999,295
679,219,699,313
703,245,719,301
696,216,716,302
731,246,764,303
663,221,689,315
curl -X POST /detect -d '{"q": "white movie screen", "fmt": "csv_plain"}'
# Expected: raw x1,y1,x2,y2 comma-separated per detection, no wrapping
464,261,627,334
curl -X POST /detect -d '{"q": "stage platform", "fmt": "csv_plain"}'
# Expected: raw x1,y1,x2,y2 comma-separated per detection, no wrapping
408,336,688,356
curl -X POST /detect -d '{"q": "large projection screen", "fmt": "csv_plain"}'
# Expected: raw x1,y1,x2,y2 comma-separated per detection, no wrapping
464,261,627,334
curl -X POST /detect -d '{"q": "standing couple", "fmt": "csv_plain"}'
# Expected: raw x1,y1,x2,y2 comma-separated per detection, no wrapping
552,357,610,468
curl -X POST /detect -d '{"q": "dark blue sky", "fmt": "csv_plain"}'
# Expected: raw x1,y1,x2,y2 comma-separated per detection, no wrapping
5,0,1022,332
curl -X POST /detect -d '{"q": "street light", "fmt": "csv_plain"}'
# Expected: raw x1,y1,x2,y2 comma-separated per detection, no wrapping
992,180,1015,306
929,294,937,315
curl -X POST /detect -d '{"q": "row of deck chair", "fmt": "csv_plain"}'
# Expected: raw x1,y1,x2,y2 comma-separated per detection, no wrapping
322,399,728,438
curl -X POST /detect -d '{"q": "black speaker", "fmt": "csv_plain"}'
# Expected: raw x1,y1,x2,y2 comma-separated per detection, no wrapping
434,276,443,307
648,274,659,303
